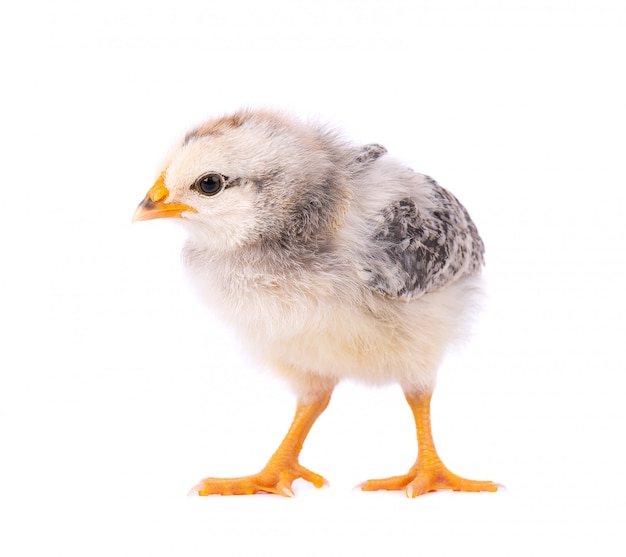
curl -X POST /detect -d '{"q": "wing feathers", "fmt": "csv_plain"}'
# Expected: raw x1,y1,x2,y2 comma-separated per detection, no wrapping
363,179,484,300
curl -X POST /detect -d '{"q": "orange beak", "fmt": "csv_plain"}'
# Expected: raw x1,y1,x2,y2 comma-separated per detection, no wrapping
132,172,197,222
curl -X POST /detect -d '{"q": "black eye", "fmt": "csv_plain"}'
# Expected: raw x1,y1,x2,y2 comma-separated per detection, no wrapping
193,173,226,196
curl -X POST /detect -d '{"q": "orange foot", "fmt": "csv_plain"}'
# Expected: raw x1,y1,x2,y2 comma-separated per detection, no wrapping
360,463,499,498
192,460,327,497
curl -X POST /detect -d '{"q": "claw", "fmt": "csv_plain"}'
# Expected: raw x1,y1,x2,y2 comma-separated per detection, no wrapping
280,486,295,497
188,482,202,496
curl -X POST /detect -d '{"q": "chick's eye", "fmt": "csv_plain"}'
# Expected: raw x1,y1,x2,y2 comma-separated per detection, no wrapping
194,173,225,196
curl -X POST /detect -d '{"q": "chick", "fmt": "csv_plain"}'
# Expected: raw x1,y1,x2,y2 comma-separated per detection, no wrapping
133,109,498,497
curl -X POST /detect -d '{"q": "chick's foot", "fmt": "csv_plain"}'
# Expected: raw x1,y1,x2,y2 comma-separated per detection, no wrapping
360,462,499,498
192,460,327,497
191,391,333,496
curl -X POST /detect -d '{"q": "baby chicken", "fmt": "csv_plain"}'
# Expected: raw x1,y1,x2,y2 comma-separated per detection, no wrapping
133,109,498,497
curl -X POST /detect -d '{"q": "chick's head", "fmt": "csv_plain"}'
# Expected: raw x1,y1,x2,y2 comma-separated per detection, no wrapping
133,110,345,252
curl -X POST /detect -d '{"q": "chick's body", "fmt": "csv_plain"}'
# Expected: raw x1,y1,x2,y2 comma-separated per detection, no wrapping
134,110,498,497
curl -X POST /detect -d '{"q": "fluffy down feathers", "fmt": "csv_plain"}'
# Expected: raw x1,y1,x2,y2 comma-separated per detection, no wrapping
156,110,484,398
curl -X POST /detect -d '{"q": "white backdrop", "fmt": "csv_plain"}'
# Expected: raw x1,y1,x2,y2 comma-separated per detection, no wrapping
2,1,625,555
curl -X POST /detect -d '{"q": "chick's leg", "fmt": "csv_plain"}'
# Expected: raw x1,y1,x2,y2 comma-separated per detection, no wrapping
194,390,332,496
361,391,498,497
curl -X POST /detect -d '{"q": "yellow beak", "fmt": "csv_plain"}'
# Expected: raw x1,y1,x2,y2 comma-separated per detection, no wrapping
132,172,197,222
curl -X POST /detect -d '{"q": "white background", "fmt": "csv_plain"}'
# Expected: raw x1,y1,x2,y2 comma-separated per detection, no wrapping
1,0,625,555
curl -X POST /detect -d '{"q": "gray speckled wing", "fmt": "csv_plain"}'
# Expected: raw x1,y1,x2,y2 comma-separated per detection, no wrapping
362,178,485,300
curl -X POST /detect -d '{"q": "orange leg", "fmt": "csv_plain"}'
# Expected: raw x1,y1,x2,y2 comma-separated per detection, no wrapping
193,390,332,496
361,391,499,497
